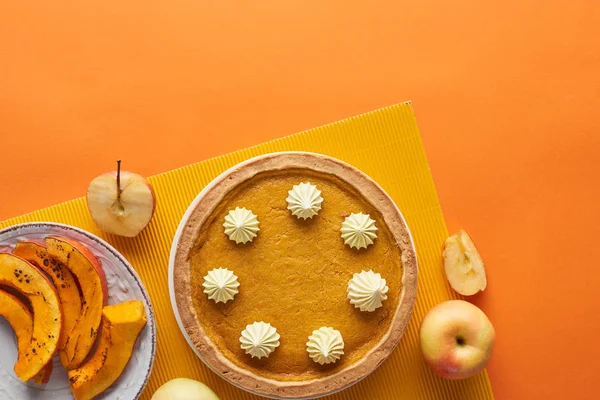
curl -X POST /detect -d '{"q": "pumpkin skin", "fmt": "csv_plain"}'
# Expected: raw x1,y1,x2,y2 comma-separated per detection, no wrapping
0,288,53,384
13,240,82,359
0,254,62,381
45,236,108,369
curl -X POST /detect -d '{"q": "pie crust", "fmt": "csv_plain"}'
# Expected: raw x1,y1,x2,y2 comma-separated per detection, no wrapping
172,152,418,398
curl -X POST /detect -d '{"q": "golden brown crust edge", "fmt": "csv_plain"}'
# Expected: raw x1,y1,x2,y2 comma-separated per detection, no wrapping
173,152,418,399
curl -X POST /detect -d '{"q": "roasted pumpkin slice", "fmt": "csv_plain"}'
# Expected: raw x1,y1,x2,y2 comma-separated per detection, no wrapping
0,288,53,384
13,241,82,353
45,236,107,369
30,361,53,384
0,254,62,381
68,301,147,400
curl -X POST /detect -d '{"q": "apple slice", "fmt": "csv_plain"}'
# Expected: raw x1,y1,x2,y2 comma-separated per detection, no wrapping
0,254,62,381
442,230,487,296
0,288,53,384
13,241,82,352
68,301,147,400
87,160,156,237
46,237,108,369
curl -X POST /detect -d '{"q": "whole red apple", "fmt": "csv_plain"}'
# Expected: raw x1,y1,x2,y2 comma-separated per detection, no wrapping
420,300,495,379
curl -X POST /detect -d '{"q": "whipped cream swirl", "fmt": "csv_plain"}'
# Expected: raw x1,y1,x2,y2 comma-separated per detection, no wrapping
223,207,260,244
202,268,240,304
306,326,345,365
240,322,280,359
340,212,378,249
347,270,388,312
286,182,323,219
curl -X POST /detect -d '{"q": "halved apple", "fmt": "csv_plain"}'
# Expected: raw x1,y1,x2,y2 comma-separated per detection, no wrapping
442,230,487,296
86,161,156,237
68,301,147,400
0,288,53,384
0,254,62,381
45,237,108,369
13,241,82,352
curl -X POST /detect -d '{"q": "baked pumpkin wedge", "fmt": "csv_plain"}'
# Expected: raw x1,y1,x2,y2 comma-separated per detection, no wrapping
0,254,62,381
45,236,108,369
68,301,147,400
0,288,53,384
13,241,82,353
30,360,53,385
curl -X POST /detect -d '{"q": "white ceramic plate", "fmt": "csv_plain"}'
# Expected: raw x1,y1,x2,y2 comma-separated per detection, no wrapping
0,222,156,400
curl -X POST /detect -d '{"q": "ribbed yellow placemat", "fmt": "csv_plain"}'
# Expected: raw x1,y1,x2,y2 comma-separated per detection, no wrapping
0,102,493,400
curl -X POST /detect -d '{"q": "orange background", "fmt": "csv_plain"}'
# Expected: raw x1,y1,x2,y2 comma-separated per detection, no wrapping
0,1,599,399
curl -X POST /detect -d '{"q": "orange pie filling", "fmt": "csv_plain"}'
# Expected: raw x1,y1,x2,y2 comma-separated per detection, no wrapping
189,170,404,381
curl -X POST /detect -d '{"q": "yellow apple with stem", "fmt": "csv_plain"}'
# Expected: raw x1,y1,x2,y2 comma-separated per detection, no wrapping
87,160,156,237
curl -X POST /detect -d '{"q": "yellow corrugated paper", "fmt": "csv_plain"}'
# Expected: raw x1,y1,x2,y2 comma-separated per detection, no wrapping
0,102,493,399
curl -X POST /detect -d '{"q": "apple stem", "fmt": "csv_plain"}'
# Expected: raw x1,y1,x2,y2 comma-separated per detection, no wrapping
116,160,123,203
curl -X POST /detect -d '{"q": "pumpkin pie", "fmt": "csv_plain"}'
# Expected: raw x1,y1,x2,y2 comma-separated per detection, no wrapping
172,152,417,398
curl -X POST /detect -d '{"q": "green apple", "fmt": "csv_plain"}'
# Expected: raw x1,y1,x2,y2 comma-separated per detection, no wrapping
151,378,219,400
420,300,495,379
